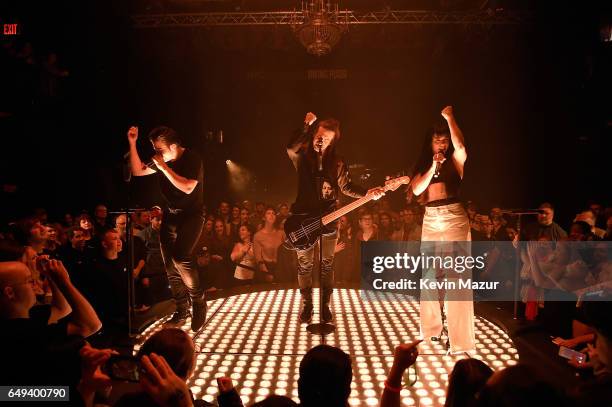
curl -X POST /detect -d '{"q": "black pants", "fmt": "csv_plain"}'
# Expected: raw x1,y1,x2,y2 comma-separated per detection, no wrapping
296,232,337,290
160,209,205,314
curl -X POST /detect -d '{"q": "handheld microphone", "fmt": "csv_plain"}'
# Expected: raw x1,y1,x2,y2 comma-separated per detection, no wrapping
433,152,444,178
316,137,323,172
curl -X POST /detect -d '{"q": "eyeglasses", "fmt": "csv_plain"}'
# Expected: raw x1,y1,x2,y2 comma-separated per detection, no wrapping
2,278,36,289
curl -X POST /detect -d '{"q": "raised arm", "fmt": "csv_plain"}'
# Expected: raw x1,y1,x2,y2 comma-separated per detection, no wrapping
127,126,156,177
286,112,317,169
43,260,102,337
230,243,245,263
441,106,467,174
380,341,422,407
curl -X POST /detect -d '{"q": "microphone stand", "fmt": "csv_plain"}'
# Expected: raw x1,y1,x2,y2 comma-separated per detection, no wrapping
499,209,541,319
119,151,147,338
109,208,145,338
307,144,335,337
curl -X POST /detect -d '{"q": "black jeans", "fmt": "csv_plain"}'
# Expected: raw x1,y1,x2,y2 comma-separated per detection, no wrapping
160,209,205,314
296,232,337,290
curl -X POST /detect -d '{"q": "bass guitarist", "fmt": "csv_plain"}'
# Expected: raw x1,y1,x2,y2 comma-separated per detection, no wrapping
286,112,384,323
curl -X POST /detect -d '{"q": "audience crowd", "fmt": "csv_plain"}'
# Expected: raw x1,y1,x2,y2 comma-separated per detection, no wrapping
1,193,611,407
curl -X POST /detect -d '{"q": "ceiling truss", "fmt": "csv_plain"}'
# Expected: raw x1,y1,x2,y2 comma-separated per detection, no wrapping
132,9,532,28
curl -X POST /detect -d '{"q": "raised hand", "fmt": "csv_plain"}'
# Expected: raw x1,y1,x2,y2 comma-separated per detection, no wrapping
151,154,166,170
41,259,71,285
391,340,422,372
127,126,139,144
304,112,317,126
216,377,234,394
140,353,193,407
78,344,117,398
441,106,454,122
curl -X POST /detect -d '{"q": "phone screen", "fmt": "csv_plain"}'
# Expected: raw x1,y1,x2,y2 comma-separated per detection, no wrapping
104,355,141,382
558,346,586,364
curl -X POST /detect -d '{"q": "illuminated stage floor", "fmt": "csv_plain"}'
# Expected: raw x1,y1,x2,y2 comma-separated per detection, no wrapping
135,289,519,406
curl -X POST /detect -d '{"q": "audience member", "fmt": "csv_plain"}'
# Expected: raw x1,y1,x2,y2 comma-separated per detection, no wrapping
380,340,421,407
90,228,129,327
253,207,285,283
525,202,567,241
298,345,352,407
477,364,566,407
277,203,291,228
132,209,151,232
401,206,422,241
209,219,232,289
230,225,256,285
136,210,170,304
228,205,242,241
115,328,212,407
0,259,101,389
77,213,95,239
444,358,493,407
57,227,91,293
93,204,111,230
12,217,49,254
378,211,401,240
334,215,355,284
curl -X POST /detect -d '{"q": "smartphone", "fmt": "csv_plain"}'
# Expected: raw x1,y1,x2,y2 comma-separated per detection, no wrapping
558,346,586,364
103,355,142,382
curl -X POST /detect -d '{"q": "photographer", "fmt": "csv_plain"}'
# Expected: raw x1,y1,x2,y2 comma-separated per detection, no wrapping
115,328,213,407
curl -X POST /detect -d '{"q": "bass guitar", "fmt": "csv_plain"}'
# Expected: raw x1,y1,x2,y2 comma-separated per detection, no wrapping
284,175,410,250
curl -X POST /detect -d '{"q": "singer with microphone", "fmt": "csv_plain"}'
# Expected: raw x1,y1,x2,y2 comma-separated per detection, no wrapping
411,106,475,354
127,125,207,332
286,112,384,323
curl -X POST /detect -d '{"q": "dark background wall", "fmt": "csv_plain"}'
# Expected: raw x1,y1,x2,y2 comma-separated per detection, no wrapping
0,1,610,226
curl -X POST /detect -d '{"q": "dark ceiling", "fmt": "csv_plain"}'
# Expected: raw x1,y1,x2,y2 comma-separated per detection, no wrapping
133,0,533,14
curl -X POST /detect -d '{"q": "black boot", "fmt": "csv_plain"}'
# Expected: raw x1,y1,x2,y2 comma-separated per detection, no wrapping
322,288,333,323
164,309,189,327
191,299,207,332
299,288,313,323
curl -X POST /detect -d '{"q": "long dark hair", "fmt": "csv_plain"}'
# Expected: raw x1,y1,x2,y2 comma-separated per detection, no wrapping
444,358,493,407
298,345,352,407
137,328,195,380
304,118,341,179
413,122,454,177
148,126,181,146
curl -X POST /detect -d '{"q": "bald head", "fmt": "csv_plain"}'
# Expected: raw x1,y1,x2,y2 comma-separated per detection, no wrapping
1,261,36,319
0,261,30,286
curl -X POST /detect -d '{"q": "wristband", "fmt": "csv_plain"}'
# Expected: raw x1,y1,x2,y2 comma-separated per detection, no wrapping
384,380,402,393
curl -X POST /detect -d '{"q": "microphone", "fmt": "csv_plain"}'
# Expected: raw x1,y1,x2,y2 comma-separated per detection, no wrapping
144,160,157,170
316,137,323,172
433,151,444,178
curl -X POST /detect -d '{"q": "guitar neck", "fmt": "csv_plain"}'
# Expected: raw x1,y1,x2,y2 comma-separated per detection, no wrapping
319,176,409,226
322,194,373,226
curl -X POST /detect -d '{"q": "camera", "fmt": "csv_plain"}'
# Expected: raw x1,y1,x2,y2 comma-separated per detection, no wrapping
103,355,143,382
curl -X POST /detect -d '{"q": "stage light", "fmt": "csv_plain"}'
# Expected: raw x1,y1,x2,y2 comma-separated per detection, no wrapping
133,289,519,407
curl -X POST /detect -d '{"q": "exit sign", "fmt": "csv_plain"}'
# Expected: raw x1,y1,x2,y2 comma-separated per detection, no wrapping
3,24,19,35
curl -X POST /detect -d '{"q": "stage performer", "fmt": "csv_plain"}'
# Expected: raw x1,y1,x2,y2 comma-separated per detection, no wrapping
127,125,207,331
287,112,384,323
411,106,475,353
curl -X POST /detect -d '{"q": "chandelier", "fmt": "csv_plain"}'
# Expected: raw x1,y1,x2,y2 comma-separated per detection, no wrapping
291,1,348,56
